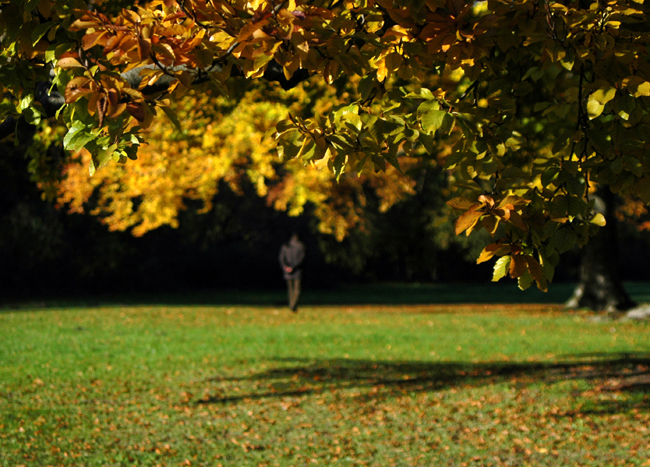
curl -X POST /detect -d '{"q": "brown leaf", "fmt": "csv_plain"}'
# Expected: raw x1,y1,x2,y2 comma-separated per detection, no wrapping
509,255,527,278
455,208,483,236
478,194,495,208
523,255,543,283
507,211,527,231
138,36,152,60
70,18,99,30
127,103,146,122
495,207,511,221
447,197,476,210
81,31,108,51
57,57,84,69
97,95,108,127
64,77,92,103
103,32,126,54
87,91,102,115
109,102,127,119
481,215,499,235
107,88,120,106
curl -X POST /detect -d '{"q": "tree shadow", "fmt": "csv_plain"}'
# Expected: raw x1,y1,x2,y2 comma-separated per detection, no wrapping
198,352,650,414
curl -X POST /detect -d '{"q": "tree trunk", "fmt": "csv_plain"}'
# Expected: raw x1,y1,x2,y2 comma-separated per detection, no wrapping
565,188,636,312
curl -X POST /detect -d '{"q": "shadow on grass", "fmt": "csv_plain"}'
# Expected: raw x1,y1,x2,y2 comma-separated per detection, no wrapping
198,352,650,414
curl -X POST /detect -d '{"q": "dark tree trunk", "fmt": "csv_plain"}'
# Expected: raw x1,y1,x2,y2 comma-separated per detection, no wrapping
565,188,636,312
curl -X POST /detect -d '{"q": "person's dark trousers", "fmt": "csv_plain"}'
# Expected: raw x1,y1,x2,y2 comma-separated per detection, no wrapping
287,277,301,311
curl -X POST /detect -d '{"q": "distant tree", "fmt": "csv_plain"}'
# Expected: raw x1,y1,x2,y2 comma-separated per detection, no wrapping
2,0,650,310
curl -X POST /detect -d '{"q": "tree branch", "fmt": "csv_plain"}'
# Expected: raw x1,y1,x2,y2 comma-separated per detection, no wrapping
0,60,312,142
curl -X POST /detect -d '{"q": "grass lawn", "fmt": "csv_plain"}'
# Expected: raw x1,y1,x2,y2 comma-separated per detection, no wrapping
2,298,650,465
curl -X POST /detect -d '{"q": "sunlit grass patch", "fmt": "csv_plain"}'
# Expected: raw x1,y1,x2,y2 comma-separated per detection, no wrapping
1,304,649,465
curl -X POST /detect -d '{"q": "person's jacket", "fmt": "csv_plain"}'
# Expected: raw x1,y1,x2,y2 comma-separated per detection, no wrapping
279,238,305,280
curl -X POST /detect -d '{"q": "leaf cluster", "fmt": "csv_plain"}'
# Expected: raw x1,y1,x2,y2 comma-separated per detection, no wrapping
4,0,650,288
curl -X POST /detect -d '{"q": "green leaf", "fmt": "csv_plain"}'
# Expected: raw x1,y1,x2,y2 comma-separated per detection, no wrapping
418,132,434,154
95,144,117,171
492,256,511,282
31,21,54,46
567,195,585,217
333,104,359,122
277,130,302,162
419,88,435,100
160,105,182,131
275,118,297,136
63,122,87,150
22,105,43,125
566,175,586,196
611,157,624,174
297,138,316,160
624,156,643,177
417,100,440,117
439,113,455,135
550,228,577,253
517,270,534,291
636,176,650,204
369,118,403,141
358,74,375,101
24,0,40,15
541,166,561,186
512,82,533,96
420,110,447,134
68,131,96,152
18,95,34,112
124,145,138,161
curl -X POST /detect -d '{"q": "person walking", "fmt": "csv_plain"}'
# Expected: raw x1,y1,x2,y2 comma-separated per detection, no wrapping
279,233,305,312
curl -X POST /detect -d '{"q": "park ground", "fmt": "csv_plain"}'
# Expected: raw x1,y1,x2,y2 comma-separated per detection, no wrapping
2,283,650,466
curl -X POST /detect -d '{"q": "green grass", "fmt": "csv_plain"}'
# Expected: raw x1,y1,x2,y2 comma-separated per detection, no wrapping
2,302,650,466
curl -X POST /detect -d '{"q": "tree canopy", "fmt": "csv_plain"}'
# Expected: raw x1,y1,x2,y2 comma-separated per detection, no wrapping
2,0,650,292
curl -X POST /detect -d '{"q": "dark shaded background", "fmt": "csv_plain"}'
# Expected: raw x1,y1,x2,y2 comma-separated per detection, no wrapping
3,139,650,304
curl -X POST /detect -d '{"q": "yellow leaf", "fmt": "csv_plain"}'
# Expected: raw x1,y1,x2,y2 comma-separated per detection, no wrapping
623,75,650,97
591,86,616,105
209,30,236,48
237,18,269,43
587,97,605,120
589,213,606,227
376,57,387,82
477,243,511,264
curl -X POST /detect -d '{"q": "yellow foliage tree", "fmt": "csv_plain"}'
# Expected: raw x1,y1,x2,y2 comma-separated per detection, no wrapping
57,79,419,238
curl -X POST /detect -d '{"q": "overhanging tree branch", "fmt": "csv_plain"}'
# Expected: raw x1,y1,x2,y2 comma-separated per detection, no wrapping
0,60,312,142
